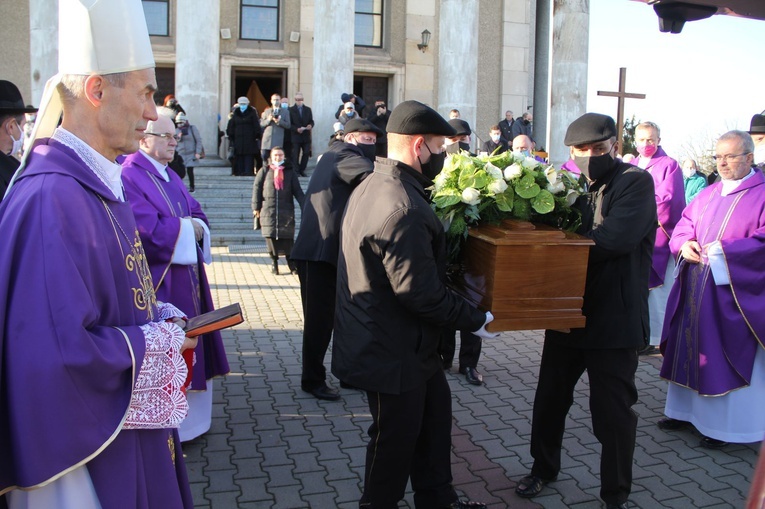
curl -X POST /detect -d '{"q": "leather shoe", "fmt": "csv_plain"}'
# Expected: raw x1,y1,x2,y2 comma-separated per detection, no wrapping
443,500,487,509
699,436,729,449
302,385,340,401
459,366,483,386
638,344,659,355
606,503,628,509
657,417,689,431
515,474,554,498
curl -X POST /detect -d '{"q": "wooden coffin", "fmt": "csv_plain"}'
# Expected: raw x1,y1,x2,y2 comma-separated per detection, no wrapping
448,219,594,332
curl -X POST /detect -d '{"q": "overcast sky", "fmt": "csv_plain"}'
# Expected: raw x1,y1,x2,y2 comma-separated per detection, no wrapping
587,0,765,158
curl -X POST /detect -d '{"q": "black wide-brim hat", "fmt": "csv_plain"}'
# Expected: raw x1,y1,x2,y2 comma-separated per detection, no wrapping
0,81,37,115
749,114,765,134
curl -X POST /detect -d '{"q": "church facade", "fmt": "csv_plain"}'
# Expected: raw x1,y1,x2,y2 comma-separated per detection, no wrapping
2,0,591,164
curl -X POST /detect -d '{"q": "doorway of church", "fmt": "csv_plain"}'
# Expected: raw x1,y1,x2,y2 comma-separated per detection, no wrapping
352,75,389,117
232,68,287,116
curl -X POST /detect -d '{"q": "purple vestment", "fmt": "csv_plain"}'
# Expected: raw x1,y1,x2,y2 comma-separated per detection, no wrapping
660,169,765,395
121,151,229,389
0,139,192,507
637,147,685,288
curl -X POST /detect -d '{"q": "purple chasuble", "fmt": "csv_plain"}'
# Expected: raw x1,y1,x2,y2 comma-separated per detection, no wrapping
639,147,685,288
660,169,765,396
0,139,192,508
122,151,229,388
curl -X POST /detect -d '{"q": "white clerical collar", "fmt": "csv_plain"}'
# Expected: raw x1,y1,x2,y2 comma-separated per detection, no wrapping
140,150,171,182
721,168,756,196
52,127,124,201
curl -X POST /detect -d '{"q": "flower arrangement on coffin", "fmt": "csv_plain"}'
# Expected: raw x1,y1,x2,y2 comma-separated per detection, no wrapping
430,150,586,262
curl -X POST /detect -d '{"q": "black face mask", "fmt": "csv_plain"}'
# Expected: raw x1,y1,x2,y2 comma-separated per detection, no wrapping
574,153,616,181
357,143,376,162
419,143,446,180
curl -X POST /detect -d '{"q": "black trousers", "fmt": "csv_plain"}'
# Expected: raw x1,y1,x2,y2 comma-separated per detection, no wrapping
438,329,481,369
360,369,457,509
530,341,638,506
186,166,195,189
296,260,336,390
292,140,311,175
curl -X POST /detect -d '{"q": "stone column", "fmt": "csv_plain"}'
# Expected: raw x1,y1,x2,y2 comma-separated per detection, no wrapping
547,0,589,166
437,0,478,128
176,0,220,156
29,0,59,105
312,0,354,156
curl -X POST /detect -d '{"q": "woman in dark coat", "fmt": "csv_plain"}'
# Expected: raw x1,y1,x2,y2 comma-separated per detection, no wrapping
226,97,262,175
252,147,305,274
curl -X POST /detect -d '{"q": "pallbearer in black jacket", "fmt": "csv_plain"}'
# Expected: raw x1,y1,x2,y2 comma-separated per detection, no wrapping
516,113,656,509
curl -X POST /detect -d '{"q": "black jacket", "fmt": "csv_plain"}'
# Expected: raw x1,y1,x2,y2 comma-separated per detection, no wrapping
252,165,305,240
226,107,262,155
332,158,486,395
546,161,656,349
290,143,373,264
481,139,508,155
288,104,314,144
0,152,20,204
498,118,514,142
367,109,391,144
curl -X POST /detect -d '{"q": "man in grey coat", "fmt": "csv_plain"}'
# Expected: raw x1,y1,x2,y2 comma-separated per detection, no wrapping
260,93,291,164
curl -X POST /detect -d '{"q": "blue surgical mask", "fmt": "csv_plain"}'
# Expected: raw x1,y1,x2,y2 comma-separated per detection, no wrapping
281,102,288,109
346,110,354,117
239,105,247,112
520,150,531,157
490,134,501,143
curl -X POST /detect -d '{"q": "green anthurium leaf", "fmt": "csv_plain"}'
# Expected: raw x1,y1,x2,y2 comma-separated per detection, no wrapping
433,190,462,208
471,170,492,189
531,189,555,214
515,173,541,199
494,189,514,212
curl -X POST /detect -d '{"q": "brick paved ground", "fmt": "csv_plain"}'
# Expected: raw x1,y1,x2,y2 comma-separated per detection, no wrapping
183,245,760,508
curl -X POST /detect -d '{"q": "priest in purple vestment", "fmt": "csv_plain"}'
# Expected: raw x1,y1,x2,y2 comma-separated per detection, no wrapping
122,111,230,442
659,130,765,449
0,1,194,507
633,121,685,353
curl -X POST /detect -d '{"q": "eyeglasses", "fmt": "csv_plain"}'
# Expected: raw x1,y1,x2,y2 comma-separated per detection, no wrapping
712,152,750,162
145,132,181,141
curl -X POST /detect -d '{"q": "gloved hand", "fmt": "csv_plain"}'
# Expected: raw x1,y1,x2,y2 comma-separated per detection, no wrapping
472,311,500,339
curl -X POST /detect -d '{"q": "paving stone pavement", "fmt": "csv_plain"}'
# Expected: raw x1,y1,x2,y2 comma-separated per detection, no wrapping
181,245,760,509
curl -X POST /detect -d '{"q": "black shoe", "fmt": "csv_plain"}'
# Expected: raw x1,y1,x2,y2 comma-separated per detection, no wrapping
339,380,360,390
639,344,659,355
606,503,628,509
515,474,554,498
443,500,487,509
699,436,729,449
459,366,483,386
189,187,195,193
270,261,279,275
657,417,689,431
302,385,340,401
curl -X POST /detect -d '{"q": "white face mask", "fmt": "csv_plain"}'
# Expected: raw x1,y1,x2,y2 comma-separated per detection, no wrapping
8,120,23,156
754,145,765,165
682,166,696,178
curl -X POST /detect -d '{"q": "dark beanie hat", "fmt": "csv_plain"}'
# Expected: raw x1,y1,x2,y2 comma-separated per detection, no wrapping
344,118,384,137
386,100,456,136
448,119,471,137
564,113,617,146
749,114,765,134
341,93,352,103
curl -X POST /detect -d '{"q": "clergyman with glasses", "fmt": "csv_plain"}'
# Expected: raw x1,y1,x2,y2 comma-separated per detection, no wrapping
657,130,765,450
515,113,656,509
122,108,230,443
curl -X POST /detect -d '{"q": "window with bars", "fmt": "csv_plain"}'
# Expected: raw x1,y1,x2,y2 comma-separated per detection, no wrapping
355,0,383,48
141,0,170,37
241,0,280,41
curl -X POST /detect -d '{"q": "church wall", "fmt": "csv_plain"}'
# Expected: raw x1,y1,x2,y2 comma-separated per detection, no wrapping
476,0,504,144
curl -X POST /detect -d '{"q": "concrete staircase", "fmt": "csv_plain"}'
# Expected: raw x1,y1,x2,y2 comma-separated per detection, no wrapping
190,157,310,248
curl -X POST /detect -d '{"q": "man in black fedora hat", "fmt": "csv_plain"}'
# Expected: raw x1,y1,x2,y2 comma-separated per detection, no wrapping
748,113,765,169
0,80,37,200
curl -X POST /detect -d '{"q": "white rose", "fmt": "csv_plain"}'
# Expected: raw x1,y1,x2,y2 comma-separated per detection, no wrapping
433,172,448,191
546,181,566,194
521,157,538,169
504,164,523,180
566,189,580,206
461,187,481,205
485,162,503,180
544,167,558,185
487,178,508,194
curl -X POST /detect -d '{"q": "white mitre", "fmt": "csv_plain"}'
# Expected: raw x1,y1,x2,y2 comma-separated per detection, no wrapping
15,0,155,176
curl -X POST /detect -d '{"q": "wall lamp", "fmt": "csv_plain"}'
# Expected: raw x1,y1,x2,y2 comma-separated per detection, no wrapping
417,29,431,52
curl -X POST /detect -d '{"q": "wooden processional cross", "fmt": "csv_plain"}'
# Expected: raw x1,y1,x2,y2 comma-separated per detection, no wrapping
596,67,646,152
